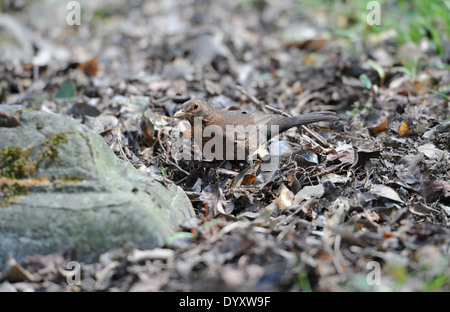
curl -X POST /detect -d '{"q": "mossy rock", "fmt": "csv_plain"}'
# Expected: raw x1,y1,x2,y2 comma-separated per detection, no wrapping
0,105,194,265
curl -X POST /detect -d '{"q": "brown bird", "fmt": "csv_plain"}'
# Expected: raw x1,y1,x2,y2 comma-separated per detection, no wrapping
174,99,338,160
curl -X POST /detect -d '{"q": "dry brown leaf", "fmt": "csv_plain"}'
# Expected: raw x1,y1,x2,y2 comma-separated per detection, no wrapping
241,174,257,186
398,121,409,137
5,261,36,282
369,119,388,135
274,184,294,210
399,80,427,95
326,148,355,165
0,112,20,127
140,115,156,140
231,160,261,188
78,57,98,76
287,39,333,51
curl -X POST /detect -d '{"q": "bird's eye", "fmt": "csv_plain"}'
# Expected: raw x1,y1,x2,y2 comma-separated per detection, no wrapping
193,103,199,110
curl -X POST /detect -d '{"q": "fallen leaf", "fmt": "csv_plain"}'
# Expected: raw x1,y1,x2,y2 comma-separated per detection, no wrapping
140,115,156,140
293,184,325,205
419,180,450,203
417,143,445,160
359,73,373,90
274,184,294,210
409,201,438,217
0,112,20,127
55,79,76,99
78,57,98,76
398,122,409,136
4,259,36,282
199,185,227,216
369,119,388,135
231,160,261,188
326,147,355,166
370,184,404,203
68,102,101,117
287,39,333,51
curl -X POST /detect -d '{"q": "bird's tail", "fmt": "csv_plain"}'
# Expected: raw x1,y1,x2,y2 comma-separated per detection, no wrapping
274,111,338,134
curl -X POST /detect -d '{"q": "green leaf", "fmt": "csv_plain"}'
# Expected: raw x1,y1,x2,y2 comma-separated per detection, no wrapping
359,74,372,90
55,79,76,99
392,66,412,77
164,231,194,245
422,273,449,292
197,219,224,232
367,60,385,80
427,88,450,101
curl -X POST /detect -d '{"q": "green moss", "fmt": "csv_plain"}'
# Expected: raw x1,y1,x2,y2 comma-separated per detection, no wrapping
0,146,34,179
36,134,68,170
0,179,30,207
0,133,74,206
0,145,34,205
63,175,84,182
0,133,69,180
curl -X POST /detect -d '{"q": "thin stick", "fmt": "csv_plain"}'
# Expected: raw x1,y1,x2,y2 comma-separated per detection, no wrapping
300,125,331,148
265,104,291,117
237,85,263,109
156,132,190,176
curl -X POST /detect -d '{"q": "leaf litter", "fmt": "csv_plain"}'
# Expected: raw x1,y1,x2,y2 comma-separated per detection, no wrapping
0,0,449,291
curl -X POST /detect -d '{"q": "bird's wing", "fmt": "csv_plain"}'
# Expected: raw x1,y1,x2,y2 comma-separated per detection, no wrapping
250,111,273,126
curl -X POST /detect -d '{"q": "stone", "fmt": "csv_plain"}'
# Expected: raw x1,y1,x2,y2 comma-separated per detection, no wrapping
0,105,194,266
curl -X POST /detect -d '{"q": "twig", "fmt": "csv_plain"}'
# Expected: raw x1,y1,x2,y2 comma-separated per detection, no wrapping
300,125,331,148
168,158,190,176
265,104,291,117
236,85,264,110
114,127,132,163
156,134,190,176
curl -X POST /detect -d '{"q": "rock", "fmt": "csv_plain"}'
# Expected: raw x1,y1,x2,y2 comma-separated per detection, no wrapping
0,105,194,266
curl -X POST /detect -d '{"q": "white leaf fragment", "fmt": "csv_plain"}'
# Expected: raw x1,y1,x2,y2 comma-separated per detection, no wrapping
370,184,404,203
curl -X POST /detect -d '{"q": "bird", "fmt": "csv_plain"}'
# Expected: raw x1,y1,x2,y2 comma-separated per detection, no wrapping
173,99,338,161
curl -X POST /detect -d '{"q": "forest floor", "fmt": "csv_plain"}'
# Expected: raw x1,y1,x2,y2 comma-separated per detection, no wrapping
0,0,449,291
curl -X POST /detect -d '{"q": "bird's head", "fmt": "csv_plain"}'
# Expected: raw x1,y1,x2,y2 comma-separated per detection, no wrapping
174,99,212,124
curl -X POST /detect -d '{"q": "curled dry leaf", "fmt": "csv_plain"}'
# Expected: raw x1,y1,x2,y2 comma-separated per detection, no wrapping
369,119,388,135
274,184,294,211
351,142,381,169
231,160,261,188
140,115,156,140
199,186,228,216
326,147,355,166
398,121,409,137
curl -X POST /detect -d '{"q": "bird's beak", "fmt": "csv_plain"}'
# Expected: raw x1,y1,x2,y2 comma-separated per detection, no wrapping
174,109,186,118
